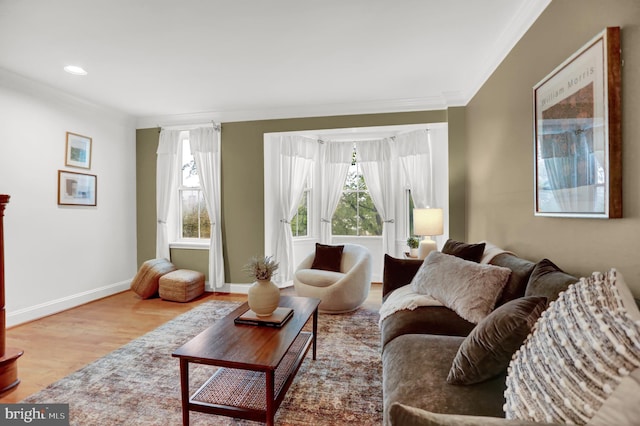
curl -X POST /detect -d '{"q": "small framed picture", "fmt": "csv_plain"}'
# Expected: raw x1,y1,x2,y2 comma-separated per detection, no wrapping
58,170,97,206
65,132,92,169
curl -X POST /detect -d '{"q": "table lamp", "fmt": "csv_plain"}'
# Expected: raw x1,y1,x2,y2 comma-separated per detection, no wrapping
413,208,443,260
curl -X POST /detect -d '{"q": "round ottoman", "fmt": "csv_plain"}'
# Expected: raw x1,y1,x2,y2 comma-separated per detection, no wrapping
159,269,205,302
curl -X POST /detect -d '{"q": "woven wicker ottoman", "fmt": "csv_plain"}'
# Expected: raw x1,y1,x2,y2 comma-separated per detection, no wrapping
131,258,176,299
159,269,205,302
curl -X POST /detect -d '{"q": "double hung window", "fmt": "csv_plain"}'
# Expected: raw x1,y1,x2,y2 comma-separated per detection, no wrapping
291,169,311,238
332,146,382,236
178,134,210,240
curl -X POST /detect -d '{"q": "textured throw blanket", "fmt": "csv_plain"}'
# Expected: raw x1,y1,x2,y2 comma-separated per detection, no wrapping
479,241,516,264
378,283,443,326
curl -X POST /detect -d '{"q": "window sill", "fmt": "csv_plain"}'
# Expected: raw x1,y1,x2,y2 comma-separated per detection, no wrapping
170,241,210,250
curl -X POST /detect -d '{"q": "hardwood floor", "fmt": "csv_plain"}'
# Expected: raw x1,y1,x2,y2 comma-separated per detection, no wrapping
0,284,382,403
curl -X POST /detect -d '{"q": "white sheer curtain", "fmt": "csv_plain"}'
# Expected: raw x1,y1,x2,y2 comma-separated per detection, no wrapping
274,135,316,282
190,127,225,288
156,130,181,260
396,129,434,208
319,141,352,243
355,138,395,257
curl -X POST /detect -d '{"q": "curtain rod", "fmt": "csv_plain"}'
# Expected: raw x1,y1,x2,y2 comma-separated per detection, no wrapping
158,121,220,133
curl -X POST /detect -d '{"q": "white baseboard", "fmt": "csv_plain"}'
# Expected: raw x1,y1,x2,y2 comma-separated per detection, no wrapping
7,279,297,328
7,280,131,328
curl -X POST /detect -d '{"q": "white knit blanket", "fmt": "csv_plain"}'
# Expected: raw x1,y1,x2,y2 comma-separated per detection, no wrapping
479,241,516,264
378,284,443,327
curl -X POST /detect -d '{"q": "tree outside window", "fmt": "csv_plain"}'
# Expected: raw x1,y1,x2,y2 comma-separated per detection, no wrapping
179,137,210,239
332,147,382,236
291,189,309,237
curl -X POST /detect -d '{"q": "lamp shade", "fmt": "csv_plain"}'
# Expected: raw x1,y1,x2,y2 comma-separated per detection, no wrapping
413,208,443,236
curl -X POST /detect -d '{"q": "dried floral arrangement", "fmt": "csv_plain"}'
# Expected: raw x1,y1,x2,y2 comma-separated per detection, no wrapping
243,255,279,281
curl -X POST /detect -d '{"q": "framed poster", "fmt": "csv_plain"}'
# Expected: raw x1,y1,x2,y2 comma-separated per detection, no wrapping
533,27,621,218
65,132,92,169
58,170,97,206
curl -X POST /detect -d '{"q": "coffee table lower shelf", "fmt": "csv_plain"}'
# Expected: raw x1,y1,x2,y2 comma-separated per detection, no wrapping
188,331,313,423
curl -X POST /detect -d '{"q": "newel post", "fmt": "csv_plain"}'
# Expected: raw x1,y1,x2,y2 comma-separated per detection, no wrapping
0,195,23,394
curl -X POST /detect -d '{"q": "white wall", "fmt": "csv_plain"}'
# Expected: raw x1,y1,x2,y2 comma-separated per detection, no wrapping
0,69,137,326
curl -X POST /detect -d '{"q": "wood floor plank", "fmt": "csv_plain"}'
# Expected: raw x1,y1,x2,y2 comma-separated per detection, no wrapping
0,284,381,403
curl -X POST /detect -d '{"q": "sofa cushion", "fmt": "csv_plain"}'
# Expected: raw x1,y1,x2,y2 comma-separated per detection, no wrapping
490,253,536,306
411,252,511,324
383,334,506,424
505,270,640,425
441,239,486,263
389,403,553,426
381,305,475,348
294,268,344,288
311,243,344,272
524,258,577,302
447,296,547,385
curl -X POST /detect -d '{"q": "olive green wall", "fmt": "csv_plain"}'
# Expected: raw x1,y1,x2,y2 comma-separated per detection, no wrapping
446,107,466,242
136,109,467,283
466,0,640,293
136,128,158,266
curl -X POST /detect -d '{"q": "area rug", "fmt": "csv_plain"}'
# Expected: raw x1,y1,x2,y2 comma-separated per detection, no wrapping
22,300,383,425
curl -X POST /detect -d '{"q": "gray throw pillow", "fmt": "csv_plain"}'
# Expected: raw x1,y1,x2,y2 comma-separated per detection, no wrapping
447,296,547,385
411,251,511,324
524,258,577,302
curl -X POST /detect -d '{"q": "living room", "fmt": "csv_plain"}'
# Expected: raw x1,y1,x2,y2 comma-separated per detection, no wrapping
0,0,639,424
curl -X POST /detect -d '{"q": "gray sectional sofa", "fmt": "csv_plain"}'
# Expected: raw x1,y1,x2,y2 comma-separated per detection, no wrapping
380,243,579,425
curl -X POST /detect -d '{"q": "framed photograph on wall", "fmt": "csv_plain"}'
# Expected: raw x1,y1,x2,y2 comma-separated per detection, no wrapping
65,132,92,169
533,27,621,218
58,170,97,206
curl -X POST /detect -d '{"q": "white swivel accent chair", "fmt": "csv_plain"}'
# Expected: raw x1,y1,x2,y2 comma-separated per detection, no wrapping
293,243,373,313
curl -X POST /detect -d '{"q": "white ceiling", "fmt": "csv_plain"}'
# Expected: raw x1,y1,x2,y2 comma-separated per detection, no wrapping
0,0,550,126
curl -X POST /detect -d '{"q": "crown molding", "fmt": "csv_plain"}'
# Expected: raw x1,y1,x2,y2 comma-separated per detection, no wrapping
0,67,135,125
135,95,452,129
461,0,552,103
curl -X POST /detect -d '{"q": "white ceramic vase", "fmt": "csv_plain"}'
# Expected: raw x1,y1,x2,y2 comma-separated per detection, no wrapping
409,248,419,258
247,279,280,316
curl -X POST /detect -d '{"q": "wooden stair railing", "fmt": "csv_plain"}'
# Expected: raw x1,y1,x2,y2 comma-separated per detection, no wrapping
0,195,23,394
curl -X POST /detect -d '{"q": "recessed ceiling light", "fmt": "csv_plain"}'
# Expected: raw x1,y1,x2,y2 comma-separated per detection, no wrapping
64,65,87,76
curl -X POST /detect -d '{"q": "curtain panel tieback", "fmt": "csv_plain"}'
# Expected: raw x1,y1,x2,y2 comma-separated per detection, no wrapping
384,219,395,223
321,218,331,223
157,220,167,224
280,218,291,224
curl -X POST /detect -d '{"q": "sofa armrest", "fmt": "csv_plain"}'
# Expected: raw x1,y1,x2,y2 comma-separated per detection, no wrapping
389,403,560,426
382,254,423,300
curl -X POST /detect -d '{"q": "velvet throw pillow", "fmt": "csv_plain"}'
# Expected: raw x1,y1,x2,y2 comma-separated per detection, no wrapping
310,243,344,272
441,239,486,263
447,296,547,385
524,258,578,303
410,251,511,324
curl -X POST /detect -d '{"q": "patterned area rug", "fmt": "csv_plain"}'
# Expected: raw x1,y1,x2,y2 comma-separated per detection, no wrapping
22,299,383,425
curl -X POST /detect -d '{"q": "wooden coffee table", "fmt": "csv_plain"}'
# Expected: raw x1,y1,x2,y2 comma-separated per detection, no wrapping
172,295,320,425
